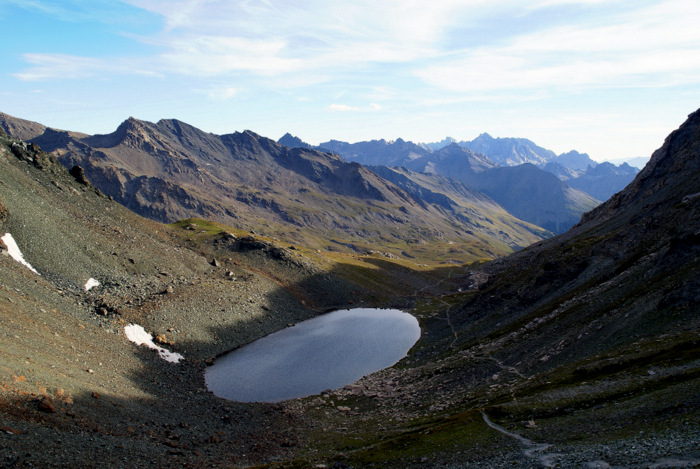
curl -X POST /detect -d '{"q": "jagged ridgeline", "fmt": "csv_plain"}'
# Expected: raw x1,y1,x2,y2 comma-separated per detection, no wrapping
0,112,551,263
313,133,638,233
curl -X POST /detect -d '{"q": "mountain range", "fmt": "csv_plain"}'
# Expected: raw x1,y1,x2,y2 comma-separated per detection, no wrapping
0,108,697,467
0,112,550,262
301,130,637,183
287,133,616,233
315,133,639,202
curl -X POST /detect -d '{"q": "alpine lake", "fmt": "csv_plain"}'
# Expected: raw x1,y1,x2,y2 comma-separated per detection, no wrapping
205,308,421,402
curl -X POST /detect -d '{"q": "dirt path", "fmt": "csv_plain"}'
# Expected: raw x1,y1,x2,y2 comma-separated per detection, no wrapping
481,410,564,468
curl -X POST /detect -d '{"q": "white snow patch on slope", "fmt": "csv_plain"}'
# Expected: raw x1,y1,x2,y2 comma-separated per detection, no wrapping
124,324,183,363
1,233,40,275
84,278,100,291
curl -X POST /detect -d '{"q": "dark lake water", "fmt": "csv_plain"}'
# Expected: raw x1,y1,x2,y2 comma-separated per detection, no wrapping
205,308,420,402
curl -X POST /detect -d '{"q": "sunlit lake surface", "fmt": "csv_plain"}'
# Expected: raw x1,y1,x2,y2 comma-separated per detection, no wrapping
205,308,420,402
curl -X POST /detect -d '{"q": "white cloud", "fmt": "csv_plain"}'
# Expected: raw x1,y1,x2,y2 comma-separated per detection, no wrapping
160,35,302,76
13,54,104,81
221,87,237,99
12,53,160,82
17,0,700,93
415,0,700,94
327,103,383,112
200,85,238,100
328,104,358,112
7,0,700,161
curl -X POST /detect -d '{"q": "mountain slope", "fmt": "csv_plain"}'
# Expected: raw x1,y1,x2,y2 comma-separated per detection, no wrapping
0,111,48,141
277,111,700,468
0,128,369,467
403,142,498,177
278,132,312,149
1,114,547,261
464,163,601,234
369,165,552,247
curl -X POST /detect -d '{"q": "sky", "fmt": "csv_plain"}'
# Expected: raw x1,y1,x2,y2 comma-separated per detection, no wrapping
1,0,699,162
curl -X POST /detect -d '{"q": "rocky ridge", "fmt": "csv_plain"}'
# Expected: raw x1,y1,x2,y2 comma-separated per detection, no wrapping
0,113,548,261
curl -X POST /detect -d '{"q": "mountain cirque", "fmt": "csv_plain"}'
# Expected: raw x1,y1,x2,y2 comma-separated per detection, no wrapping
0,109,698,468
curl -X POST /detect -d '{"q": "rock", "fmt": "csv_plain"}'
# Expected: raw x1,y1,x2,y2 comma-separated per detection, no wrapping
0,425,22,435
164,285,174,294
69,165,90,186
0,200,8,222
38,397,56,413
154,334,173,346
210,258,220,267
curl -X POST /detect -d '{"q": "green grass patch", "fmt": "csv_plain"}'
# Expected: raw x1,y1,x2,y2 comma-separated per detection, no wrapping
336,410,510,467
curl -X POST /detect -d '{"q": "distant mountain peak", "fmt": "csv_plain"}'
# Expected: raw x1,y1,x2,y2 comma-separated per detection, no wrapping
278,133,312,150
419,136,456,152
462,133,556,166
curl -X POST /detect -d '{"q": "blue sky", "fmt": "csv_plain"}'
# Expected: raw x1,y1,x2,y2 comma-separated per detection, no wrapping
2,0,699,162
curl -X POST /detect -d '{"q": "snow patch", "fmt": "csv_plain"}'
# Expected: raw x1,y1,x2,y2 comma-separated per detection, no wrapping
123,324,183,363
84,278,100,291
1,233,40,275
